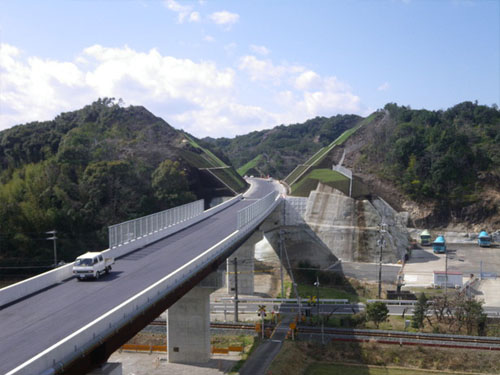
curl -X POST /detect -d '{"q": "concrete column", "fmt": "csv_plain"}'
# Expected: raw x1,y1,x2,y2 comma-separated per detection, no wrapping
227,231,261,295
167,286,212,364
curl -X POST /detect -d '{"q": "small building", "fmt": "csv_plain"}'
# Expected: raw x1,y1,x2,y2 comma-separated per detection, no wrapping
420,229,431,246
433,271,463,288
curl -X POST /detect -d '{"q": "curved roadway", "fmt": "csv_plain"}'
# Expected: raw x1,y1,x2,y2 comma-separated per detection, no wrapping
0,178,278,374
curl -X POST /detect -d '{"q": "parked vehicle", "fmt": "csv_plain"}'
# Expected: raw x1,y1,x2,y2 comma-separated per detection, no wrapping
73,252,114,280
420,229,432,246
432,235,446,254
478,231,492,247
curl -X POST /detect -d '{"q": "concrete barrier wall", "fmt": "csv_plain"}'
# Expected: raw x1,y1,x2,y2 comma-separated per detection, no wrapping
0,195,243,309
0,264,74,308
8,191,281,375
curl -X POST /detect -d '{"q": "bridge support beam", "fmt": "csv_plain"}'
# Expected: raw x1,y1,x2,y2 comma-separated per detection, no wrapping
227,231,261,295
167,286,213,364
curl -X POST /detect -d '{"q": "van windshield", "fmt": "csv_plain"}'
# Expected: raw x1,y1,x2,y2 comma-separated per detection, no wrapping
75,258,93,266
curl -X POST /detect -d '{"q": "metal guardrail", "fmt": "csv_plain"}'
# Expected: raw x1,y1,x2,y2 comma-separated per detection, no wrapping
237,191,279,229
108,200,204,249
366,299,417,305
8,188,282,375
218,297,349,304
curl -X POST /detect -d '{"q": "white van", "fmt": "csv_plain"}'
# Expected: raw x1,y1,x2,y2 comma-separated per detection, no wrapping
73,252,114,280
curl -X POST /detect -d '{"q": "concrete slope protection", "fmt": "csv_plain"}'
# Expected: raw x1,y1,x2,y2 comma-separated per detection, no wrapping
0,178,277,375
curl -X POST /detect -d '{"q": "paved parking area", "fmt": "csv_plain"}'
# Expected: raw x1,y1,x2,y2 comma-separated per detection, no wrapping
403,243,500,305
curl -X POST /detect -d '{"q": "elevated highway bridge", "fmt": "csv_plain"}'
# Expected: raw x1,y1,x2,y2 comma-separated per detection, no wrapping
0,178,282,375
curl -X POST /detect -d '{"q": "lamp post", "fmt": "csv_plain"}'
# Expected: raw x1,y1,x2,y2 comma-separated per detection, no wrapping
314,276,320,319
377,223,387,299
46,230,58,268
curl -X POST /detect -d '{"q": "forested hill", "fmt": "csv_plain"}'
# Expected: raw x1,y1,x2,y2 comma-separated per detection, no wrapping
199,114,362,179
345,102,500,227
0,99,246,268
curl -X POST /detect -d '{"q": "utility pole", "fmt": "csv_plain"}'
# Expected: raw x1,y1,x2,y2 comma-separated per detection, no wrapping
233,257,239,322
46,230,58,268
279,199,286,298
445,248,448,297
314,276,320,319
279,230,284,298
378,223,387,299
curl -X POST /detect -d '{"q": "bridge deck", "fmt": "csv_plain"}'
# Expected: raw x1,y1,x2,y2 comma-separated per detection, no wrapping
0,179,276,374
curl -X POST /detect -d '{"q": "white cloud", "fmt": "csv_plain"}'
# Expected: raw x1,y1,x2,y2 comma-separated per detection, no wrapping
294,70,321,90
0,43,364,138
209,11,240,29
238,55,361,119
0,43,92,127
238,55,304,83
189,11,201,22
204,35,215,43
250,44,270,56
164,0,200,23
377,82,390,91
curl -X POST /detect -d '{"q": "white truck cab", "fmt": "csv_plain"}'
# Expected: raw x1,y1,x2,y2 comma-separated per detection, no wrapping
73,252,114,280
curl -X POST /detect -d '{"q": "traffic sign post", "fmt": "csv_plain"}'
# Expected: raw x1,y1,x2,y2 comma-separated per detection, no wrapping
258,305,266,339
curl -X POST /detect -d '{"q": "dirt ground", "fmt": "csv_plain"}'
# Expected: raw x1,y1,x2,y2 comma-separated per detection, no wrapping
108,351,240,375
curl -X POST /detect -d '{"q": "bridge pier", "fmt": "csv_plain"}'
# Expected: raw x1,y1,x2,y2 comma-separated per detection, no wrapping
226,231,261,295
167,272,220,364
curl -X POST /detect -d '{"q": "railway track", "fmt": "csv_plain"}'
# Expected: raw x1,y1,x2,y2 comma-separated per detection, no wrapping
297,326,500,350
150,320,258,330
149,320,500,350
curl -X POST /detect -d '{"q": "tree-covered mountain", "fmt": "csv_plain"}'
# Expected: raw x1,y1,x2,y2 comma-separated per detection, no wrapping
199,114,362,179
345,102,500,227
0,99,246,269
202,101,499,228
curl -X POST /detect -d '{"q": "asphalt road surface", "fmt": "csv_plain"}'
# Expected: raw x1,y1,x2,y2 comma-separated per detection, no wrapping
330,261,401,284
0,178,277,375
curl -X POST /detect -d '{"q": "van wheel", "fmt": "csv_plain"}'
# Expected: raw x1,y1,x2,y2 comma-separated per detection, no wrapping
95,271,100,280
105,266,110,274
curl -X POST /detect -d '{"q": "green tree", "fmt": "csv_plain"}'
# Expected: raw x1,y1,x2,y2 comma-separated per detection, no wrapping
411,293,429,329
366,302,389,328
152,160,196,208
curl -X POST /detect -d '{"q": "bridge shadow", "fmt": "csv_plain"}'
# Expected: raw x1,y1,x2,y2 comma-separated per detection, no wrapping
406,248,440,263
265,200,398,373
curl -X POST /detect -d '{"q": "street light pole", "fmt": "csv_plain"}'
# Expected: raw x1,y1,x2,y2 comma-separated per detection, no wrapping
233,257,239,322
314,277,320,319
46,230,58,268
378,223,387,299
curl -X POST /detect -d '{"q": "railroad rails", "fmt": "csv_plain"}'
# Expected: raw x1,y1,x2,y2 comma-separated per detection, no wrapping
297,326,500,351
149,320,500,350
150,320,257,330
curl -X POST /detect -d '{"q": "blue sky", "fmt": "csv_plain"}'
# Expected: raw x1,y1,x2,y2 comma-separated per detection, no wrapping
1,0,498,138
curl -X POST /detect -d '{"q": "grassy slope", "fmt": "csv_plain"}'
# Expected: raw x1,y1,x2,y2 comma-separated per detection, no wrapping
237,154,263,176
306,363,476,375
181,133,247,193
268,341,500,375
286,112,380,194
291,169,349,197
